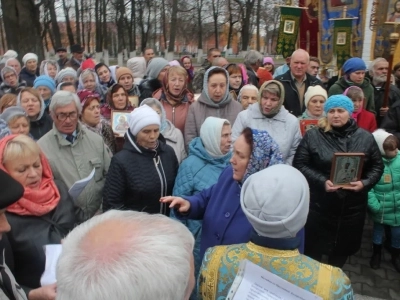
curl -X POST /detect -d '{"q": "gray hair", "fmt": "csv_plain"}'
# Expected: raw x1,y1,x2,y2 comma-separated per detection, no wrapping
49,91,82,114
368,57,388,75
291,49,310,64
56,210,195,300
237,84,259,102
244,50,263,66
5,58,20,68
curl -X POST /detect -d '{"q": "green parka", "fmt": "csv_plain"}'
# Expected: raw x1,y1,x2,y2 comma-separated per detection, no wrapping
368,152,400,226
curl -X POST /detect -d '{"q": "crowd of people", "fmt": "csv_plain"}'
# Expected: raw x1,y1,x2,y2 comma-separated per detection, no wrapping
0,44,400,300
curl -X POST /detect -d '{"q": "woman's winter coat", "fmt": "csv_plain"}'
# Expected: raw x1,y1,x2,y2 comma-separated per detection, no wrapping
368,152,400,226
4,180,76,290
293,120,384,256
29,113,53,140
162,120,186,163
102,131,178,215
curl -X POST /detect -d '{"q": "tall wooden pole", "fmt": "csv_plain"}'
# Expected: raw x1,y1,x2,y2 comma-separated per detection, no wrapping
383,32,400,108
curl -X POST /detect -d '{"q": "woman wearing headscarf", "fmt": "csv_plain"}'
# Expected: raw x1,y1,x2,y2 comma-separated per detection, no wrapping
293,95,384,268
171,116,232,299
127,57,146,85
140,98,186,163
328,57,375,114
256,57,274,86
0,134,76,291
78,90,117,154
17,87,53,140
39,60,59,80
181,55,194,84
94,63,115,88
100,83,134,125
161,128,305,264
77,69,107,103
237,84,259,110
55,67,78,86
0,106,30,139
33,75,56,113
184,67,242,148
232,80,301,165
152,65,194,133
103,105,178,215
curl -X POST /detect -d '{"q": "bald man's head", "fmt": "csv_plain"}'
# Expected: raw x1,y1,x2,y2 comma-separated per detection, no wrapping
212,57,229,67
290,49,310,80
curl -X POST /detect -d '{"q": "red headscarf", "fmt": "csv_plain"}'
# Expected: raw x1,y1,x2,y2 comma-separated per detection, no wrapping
0,135,60,216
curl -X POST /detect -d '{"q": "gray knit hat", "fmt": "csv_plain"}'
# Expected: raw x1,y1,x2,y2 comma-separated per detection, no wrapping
0,106,27,123
145,57,169,79
240,164,310,238
55,67,78,84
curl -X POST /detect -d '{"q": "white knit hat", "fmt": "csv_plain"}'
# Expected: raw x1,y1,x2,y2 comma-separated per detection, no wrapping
372,129,393,156
22,53,38,65
304,85,327,108
3,50,18,59
240,164,310,238
128,105,161,136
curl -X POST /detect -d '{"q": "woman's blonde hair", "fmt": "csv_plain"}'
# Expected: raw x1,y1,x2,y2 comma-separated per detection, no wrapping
168,66,188,79
2,135,41,164
8,115,30,128
318,117,331,132
0,94,17,113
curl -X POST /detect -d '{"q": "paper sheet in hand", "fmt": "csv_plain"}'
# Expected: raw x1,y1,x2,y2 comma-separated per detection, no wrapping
227,260,322,300
68,168,95,201
40,244,62,286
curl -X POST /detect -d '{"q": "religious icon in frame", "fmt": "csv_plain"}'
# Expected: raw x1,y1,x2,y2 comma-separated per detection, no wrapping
283,20,295,34
330,153,365,187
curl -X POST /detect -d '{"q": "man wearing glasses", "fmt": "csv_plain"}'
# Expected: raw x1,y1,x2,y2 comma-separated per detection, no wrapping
38,91,111,222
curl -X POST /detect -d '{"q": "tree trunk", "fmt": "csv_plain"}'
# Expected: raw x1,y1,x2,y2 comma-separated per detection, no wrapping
62,0,75,46
167,0,178,54
161,0,167,51
212,0,219,49
130,0,136,51
74,0,81,45
0,16,7,51
87,0,92,53
80,0,85,48
95,0,102,52
1,0,44,60
48,0,62,48
256,0,261,51
102,0,108,50
240,0,256,51
196,0,203,50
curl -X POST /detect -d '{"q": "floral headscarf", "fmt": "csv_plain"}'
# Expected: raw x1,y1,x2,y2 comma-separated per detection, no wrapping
242,129,284,183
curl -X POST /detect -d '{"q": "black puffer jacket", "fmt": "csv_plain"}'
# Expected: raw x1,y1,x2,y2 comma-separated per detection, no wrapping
381,100,400,143
275,70,323,117
4,180,76,291
372,83,400,126
293,120,383,257
103,131,178,214
138,78,162,103
30,113,53,141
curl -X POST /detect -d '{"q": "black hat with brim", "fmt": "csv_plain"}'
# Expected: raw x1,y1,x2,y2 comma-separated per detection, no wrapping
70,44,84,53
0,169,24,209
56,47,67,53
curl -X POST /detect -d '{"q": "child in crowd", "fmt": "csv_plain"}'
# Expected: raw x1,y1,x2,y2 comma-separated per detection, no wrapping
343,86,377,132
368,129,400,272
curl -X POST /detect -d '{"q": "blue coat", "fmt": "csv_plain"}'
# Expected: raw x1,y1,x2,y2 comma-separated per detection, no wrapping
175,166,248,261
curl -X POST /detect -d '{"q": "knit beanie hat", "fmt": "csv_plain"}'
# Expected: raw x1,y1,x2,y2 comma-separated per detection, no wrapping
343,57,366,75
116,67,134,82
324,94,354,115
81,58,96,71
0,106,27,123
200,117,231,158
22,53,38,65
34,75,56,94
56,67,77,83
169,60,180,66
263,57,274,65
77,89,100,109
304,85,327,108
3,50,18,59
128,104,160,136
240,164,310,238
372,129,393,156
146,58,169,79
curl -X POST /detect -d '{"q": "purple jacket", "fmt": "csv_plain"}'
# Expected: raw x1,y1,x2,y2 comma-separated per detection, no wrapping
175,165,305,261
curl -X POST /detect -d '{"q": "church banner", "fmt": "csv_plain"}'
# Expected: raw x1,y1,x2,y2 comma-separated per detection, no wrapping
299,0,319,57
276,7,303,58
319,0,364,65
333,19,353,69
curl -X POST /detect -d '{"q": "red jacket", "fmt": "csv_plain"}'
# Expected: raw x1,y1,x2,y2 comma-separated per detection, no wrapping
356,109,377,133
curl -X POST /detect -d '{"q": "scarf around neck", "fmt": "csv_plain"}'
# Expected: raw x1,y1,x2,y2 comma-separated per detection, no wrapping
0,135,60,216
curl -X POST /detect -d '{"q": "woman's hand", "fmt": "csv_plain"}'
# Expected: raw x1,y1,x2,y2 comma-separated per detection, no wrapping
342,181,364,192
325,180,340,192
28,283,57,300
160,196,191,213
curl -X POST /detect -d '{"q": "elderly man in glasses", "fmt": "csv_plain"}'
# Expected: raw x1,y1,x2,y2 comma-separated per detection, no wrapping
38,91,111,222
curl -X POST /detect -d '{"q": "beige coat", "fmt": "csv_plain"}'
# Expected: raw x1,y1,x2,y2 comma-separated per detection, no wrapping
38,123,111,222
163,120,186,164
184,94,242,148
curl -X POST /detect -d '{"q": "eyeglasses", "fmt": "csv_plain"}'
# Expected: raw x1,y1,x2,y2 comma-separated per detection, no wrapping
55,111,78,121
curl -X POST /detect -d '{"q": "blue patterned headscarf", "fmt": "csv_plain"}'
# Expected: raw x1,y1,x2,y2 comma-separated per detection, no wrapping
242,129,284,183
